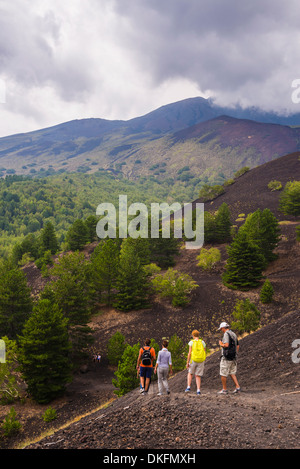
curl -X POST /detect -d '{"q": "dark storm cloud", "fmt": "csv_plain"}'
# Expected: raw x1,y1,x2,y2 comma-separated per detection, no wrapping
1,0,300,137
111,0,300,110
0,1,95,101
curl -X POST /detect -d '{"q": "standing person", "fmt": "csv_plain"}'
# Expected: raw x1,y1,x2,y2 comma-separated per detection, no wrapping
185,330,206,395
218,322,241,394
136,338,156,394
154,340,173,395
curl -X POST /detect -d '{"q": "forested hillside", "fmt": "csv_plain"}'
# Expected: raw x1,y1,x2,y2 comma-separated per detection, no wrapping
0,171,200,258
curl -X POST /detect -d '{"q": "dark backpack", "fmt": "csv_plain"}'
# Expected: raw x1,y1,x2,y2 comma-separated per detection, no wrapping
141,346,152,366
223,332,237,361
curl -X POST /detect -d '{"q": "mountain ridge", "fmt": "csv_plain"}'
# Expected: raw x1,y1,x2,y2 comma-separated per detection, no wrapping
1,97,300,182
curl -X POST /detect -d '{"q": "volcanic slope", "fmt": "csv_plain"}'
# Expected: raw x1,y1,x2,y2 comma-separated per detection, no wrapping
25,310,300,450
21,151,300,450
196,150,300,221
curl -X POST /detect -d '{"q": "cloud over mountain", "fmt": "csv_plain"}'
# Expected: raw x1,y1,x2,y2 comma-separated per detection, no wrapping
1,1,300,137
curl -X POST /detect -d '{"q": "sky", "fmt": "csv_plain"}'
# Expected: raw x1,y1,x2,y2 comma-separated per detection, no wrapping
1,0,300,138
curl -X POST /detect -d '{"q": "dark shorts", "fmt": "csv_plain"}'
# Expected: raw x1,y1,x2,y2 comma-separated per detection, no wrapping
140,366,153,379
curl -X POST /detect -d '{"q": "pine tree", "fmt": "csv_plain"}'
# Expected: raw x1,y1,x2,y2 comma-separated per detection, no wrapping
0,261,32,339
260,279,274,304
40,221,59,255
279,181,300,216
112,342,141,396
240,209,280,264
222,231,265,290
18,299,72,404
90,239,120,306
84,215,98,243
114,239,150,312
41,252,93,360
107,331,128,366
66,219,89,251
149,230,179,268
215,203,232,242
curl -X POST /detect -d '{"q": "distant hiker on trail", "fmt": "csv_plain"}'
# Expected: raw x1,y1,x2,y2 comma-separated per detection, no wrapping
218,322,240,394
185,330,206,395
137,338,156,395
97,354,101,364
154,340,173,395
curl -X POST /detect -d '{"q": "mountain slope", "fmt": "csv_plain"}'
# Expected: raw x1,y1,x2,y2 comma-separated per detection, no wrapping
1,97,300,182
119,116,300,181
25,309,300,450
195,150,300,221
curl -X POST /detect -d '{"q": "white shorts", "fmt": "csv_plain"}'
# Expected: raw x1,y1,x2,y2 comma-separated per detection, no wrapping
220,357,237,377
188,361,205,376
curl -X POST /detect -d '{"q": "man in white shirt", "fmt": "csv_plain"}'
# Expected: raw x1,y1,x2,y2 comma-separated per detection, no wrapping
218,322,241,394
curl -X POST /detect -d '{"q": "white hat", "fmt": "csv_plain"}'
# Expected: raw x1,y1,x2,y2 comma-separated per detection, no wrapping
218,322,229,329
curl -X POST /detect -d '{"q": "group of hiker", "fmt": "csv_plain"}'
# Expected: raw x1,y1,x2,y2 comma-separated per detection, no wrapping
136,322,240,395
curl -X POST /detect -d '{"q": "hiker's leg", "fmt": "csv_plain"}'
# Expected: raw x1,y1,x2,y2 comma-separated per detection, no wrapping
221,376,227,390
230,374,240,389
157,368,163,394
145,377,151,392
195,375,201,391
187,372,193,388
162,368,169,391
139,367,145,389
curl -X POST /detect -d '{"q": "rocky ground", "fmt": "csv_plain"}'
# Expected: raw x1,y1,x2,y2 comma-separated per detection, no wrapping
17,309,300,450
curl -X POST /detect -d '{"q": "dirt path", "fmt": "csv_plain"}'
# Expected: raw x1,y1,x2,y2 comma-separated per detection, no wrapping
23,380,300,450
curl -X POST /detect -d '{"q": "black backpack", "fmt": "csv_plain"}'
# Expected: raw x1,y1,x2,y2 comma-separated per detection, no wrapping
141,346,152,366
223,332,237,361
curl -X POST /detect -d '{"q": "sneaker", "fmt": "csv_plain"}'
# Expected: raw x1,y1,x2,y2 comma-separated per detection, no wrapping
140,387,145,394
157,392,162,396
185,387,191,392
197,390,201,395
218,389,228,395
233,388,241,394
167,390,170,395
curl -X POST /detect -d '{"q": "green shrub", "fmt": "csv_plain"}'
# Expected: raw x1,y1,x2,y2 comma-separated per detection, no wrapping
1,407,21,437
198,184,225,202
260,279,274,304
268,180,282,191
231,299,261,334
151,268,198,307
167,334,188,372
107,331,128,366
197,247,221,270
234,167,250,178
42,407,57,422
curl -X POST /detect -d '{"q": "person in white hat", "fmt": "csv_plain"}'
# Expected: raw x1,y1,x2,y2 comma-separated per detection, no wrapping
218,322,240,395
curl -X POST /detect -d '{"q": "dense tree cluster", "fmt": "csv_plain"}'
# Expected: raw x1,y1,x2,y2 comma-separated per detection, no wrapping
222,208,280,290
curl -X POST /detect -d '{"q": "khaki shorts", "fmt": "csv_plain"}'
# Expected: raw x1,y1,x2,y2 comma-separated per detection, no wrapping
220,357,237,377
188,360,205,376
